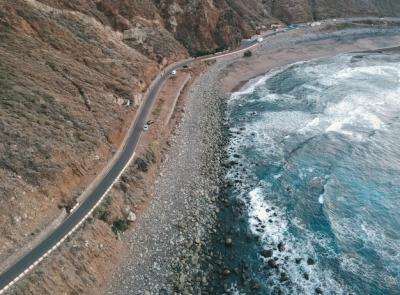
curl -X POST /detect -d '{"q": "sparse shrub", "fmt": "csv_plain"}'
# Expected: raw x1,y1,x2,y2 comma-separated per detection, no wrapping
134,157,149,172
214,47,225,53
58,198,78,213
112,218,129,234
193,46,226,57
243,50,252,57
193,50,211,57
119,181,129,193
93,196,112,222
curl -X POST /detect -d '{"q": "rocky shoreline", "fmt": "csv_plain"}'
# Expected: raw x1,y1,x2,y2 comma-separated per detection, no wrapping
107,26,400,295
168,65,228,295
107,61,230,294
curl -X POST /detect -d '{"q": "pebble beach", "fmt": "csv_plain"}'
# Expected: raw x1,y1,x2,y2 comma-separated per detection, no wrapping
107,24,400,295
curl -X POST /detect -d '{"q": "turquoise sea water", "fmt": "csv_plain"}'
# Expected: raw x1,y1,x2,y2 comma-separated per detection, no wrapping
225,52,400,294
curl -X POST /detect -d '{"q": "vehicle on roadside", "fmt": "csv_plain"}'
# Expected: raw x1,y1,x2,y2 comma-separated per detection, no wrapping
143,124,149,131
310,21,322,27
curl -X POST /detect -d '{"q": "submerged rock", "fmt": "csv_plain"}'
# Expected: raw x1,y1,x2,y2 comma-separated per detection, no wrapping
267,259,278,268
250,280,261,291
273,287,283,295
223,269,231,276
280,272,289,282
307,257,316,265
260,249,273,258
225,237,233,247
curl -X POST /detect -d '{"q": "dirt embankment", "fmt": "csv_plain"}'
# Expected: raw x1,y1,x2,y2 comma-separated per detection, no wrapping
9,57,206,294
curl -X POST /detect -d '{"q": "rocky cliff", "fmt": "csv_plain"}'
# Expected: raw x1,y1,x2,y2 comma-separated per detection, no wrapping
153,0,400,53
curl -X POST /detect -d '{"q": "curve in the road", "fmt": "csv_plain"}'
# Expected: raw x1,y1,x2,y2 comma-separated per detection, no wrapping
0,36,259,295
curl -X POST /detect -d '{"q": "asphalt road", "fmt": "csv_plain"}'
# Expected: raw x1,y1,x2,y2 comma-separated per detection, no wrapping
0,34,259,294
1,16,399,294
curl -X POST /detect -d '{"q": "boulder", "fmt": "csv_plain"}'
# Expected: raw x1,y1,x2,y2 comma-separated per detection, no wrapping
280,272,289,282
267,259,278,268
115,15,130,31
260,249,273,258
225,237,233,247
307,257,316,265
127,211,137,222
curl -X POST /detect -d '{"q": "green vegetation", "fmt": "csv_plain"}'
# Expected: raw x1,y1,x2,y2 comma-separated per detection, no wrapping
243,50,252,57
112,219,129,234
93,196,132,235
93,196,112,222
193,49,211,57
76,30,91,41
193,46,225,57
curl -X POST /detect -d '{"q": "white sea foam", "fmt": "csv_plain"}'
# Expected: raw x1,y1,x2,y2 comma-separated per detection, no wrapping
230,75,267,101
318,195,324,204
332,65,400,81
329,212,400,265
246,188,348,294
236,54,400,139
298,71,398,140
226,283,246,295
229,60,309,103
225,53,400,294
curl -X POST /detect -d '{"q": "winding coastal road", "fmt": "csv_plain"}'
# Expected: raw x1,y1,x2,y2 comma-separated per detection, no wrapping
0,27,265,295
1,16,399,294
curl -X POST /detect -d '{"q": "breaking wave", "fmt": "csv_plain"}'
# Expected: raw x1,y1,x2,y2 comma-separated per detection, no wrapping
225,52,400,294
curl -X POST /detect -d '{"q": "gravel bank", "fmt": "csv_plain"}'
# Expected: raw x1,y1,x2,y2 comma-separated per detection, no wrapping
107,61,229,295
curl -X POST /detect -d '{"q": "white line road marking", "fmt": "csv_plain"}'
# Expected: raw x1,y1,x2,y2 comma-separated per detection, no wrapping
0,151,137,294
0,21,319,293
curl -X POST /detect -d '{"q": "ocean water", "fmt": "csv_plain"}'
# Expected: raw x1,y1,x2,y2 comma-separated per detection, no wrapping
224,52,400,294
